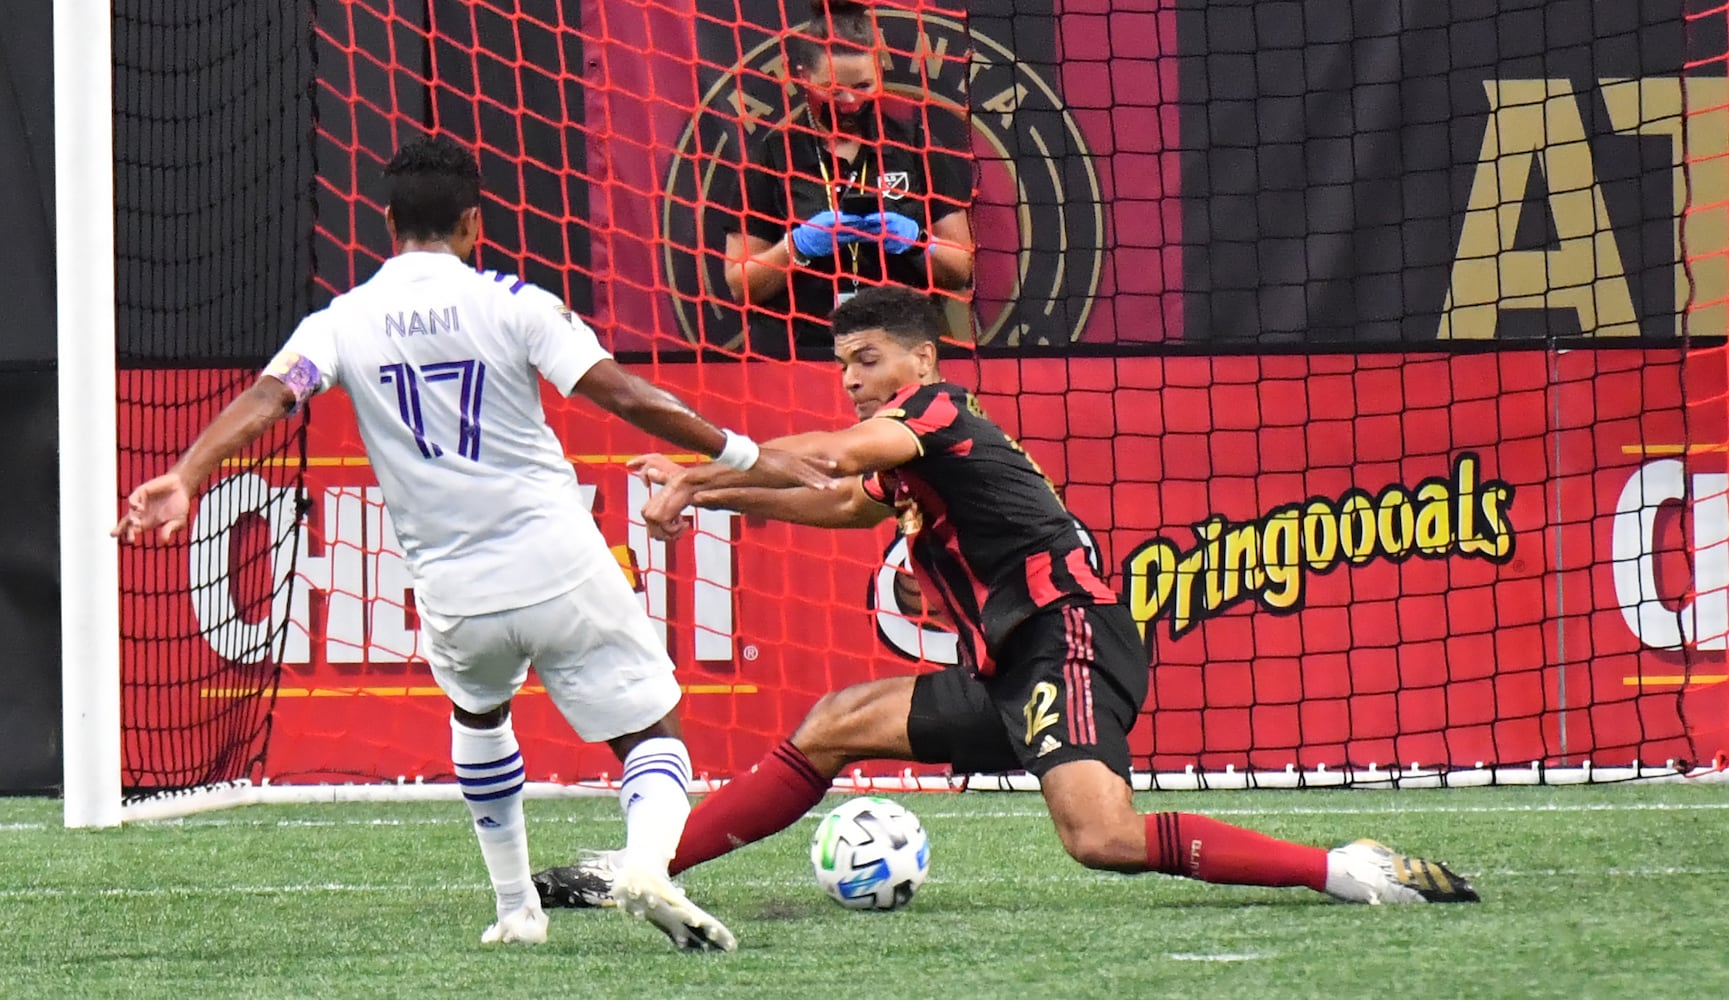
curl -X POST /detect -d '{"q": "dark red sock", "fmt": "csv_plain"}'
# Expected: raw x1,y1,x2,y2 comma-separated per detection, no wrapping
669,740,831,876
1144,812,1327,891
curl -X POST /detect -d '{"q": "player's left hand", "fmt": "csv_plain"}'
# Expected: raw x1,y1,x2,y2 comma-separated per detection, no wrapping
111,472,193,544
640,473,696,542
628,454,695,540
860,212,922,254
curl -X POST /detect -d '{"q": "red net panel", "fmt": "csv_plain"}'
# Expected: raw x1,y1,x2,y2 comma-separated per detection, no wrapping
117,0,1729,793
276,0,977,785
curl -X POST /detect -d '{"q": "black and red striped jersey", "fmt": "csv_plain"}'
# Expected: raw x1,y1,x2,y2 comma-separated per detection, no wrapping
863,381,1117,676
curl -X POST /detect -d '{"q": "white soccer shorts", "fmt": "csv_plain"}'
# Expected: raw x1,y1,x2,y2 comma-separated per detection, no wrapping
417,568,681,742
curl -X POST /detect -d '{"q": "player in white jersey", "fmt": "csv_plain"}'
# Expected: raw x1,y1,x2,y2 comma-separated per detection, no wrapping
112,136,835,952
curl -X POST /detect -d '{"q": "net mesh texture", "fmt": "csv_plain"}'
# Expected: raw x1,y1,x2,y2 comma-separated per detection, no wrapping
114,0,1729,793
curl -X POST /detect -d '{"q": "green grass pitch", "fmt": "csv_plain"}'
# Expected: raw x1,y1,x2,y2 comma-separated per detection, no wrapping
1,783,1725,999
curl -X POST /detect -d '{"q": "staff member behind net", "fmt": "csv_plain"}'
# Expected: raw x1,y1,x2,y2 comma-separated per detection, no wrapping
722,0,974,358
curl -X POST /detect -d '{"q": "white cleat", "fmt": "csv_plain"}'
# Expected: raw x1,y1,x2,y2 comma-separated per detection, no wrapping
480,902,550,945
1325,839,1480,905
610,862,737,952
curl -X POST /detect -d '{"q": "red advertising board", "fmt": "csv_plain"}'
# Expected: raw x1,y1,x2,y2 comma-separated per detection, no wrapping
119,350,1729,784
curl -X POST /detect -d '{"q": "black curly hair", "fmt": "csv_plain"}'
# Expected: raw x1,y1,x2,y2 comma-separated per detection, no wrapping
383,135,482,242
830,286,943,349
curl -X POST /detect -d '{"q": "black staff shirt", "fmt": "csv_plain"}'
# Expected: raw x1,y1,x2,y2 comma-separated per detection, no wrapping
726,111,970,358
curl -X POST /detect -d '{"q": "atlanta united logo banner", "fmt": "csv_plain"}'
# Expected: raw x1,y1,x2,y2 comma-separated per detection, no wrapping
613,0,1126,351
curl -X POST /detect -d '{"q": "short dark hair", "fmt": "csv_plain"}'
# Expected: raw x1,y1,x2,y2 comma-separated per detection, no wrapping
793,0,876,71
383,136,482,242
831,286,944,348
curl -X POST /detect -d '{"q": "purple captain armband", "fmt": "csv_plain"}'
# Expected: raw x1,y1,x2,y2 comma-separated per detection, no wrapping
262,351,323,406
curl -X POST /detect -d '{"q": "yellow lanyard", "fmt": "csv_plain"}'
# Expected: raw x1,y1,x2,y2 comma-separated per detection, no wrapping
816,153,867,283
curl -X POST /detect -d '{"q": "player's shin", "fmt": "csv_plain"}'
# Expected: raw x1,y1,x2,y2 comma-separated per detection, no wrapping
670,739,832,875
452,715,535,918
618,737,694,872
1144,812,1328,891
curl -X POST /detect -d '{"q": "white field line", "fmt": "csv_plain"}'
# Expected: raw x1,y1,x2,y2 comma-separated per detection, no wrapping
2,866,1726,901
5,797,1729,833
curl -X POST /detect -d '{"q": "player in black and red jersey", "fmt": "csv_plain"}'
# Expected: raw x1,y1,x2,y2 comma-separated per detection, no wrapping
535,286,1478,909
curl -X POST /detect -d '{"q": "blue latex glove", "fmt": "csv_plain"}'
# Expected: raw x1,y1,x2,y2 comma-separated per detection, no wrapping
861,211,922,254
790,210,868,258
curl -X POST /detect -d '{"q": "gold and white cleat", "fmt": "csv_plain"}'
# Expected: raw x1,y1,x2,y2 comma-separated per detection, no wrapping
1326,839,1480,904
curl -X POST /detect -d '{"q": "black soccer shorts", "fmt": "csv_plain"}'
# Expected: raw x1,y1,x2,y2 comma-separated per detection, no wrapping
906,602,1149,782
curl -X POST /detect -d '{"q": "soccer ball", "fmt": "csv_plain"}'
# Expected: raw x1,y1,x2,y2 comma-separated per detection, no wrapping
810,796,930,910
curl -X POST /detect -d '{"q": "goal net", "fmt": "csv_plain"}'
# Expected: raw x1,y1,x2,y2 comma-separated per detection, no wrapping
95,0,1729,820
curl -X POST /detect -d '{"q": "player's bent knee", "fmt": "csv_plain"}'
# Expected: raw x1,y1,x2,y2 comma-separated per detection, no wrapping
1054,818,1144,873
794,688,863,751
1039,759,1143,871
1059,830,1143,873
792,679,914,767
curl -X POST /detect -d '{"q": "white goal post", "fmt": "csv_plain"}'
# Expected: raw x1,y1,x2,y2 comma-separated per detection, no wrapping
58,0,123,830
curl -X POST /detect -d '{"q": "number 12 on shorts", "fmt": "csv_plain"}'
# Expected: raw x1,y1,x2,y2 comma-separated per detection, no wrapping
378,359,487,460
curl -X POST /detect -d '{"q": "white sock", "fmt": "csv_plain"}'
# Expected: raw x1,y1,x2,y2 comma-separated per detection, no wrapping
451,716,533,919
618,737,693,872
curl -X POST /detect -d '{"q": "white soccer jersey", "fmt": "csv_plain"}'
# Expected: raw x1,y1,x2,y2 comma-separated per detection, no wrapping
264,251,615,617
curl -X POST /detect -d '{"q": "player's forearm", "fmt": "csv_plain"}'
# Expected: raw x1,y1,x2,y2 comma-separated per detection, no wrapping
606,381,730,458
679,433,853,492
169,379,295,491
763,430,896,478
671,462,767,494
694,485,886,529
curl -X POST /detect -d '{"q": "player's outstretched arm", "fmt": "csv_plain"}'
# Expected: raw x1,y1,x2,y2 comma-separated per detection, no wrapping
657,419,917,495
665,420,916,489
630,453,890,534
571,359,836,490
696,482,890,529
112,376,298,544
632,419,915,539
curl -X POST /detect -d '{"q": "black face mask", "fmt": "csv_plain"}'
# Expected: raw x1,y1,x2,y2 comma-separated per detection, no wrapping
804,89,876,136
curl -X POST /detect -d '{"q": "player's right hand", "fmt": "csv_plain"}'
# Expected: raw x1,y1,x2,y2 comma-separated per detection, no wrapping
790,210,868,258
111,472,193,544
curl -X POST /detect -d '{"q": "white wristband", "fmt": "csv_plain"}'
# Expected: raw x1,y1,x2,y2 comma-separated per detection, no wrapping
715,430,760,471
